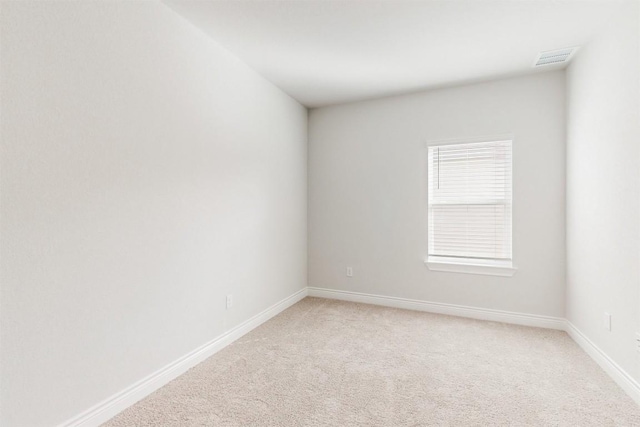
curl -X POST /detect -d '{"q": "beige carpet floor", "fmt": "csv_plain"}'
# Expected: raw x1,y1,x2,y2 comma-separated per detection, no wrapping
103,297,640,426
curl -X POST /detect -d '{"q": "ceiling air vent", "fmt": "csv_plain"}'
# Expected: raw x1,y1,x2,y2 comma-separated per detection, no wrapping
534,47,578,67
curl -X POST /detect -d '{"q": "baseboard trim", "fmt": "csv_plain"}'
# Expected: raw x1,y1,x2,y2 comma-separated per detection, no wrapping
57,286,640,427
307,287,566,330
565,321,640,406
308,287,640,405
58,287,308,427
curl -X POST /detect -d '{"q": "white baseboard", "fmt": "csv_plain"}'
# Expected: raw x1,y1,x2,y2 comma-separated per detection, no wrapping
565,321,640,406
57,286,640,427
307,287,566,330
308,287,640,406
58,287,308,427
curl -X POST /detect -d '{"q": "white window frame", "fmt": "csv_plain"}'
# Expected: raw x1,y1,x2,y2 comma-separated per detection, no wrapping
424,136,517,277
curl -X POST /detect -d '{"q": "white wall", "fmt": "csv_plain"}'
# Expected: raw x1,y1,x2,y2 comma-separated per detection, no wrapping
309,72,566,317
566,1,640,382
0,2,307,426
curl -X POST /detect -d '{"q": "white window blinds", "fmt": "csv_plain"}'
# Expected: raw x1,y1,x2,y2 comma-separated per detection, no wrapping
428,140,512,262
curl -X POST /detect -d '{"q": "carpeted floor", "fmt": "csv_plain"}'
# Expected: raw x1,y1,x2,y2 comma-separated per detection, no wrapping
103,297,640,426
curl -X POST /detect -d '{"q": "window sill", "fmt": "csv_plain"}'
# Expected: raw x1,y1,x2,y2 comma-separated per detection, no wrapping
425,256,517,277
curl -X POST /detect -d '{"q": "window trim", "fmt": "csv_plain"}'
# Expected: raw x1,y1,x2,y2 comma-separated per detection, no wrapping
425,256,517,277
425,134,516,277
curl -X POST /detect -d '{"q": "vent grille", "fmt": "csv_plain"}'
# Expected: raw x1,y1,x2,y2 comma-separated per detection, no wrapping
534,47,577,67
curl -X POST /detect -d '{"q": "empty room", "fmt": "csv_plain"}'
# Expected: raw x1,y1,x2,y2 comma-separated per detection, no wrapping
1,0,639,426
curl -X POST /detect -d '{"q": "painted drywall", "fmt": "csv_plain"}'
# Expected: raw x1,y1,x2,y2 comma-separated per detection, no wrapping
566,1,640,383
309,72,566,317
161,1,605,108
0,1,307,426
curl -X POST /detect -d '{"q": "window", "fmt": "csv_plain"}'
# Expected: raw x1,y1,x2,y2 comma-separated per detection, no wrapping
426,139,515,276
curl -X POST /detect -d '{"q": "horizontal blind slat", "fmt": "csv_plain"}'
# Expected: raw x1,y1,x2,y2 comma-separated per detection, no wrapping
428,140,512,261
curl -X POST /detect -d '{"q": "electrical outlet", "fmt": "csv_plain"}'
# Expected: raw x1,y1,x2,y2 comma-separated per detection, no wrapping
226,294,233,309
603,312,611,331
346,267,353,277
